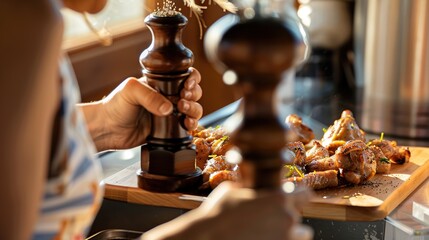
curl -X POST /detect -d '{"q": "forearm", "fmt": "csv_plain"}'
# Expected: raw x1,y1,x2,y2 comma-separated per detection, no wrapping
141,209,216,240
77,101,110,151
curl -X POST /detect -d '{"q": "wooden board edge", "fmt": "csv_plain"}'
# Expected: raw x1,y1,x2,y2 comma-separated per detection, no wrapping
127,190,201,210
103,182,129,202
302,202,387,221
104,182,201,210
379,158,429,216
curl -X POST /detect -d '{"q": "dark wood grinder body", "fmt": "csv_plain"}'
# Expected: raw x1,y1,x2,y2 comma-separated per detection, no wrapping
137,13,202,192
206,11,304,189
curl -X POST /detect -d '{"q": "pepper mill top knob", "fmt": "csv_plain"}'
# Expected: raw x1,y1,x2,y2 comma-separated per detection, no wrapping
140,13,194,76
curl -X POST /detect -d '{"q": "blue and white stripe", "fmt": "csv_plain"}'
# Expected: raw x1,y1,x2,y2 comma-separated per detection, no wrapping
33,56,104,240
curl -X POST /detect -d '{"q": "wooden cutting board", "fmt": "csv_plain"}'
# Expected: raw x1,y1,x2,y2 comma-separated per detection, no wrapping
103,147,429,221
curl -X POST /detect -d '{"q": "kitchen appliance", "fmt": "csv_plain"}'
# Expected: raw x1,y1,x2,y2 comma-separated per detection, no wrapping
354,0,429,139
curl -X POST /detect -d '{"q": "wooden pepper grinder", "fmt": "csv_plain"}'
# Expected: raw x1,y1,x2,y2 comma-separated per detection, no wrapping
205,0,307,189
137,6,202,192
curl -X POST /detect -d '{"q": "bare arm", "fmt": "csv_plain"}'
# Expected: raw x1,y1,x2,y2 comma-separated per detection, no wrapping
0,0,63,239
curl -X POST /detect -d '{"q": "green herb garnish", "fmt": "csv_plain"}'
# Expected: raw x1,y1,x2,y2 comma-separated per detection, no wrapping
283,164,304,178
379,132,384,141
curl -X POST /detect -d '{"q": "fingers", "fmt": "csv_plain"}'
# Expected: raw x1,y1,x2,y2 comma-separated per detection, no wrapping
188,67,202,84
181,84,203,102
121,77,173,116
181,68,203,101
178,99,203,130
118,69,201,121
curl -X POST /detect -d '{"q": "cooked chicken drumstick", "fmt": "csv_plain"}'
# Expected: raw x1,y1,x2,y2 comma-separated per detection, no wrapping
368,139,410,164
334,140,376,185
285,114,315,145
321,110,366,154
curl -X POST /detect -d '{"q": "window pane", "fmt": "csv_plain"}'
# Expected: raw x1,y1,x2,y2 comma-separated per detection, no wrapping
61,0,145,39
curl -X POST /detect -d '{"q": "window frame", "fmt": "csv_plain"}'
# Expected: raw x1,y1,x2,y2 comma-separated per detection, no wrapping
64,1,155,102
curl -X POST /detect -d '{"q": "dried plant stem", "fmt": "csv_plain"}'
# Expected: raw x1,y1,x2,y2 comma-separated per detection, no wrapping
82,12,113,46
150,0,237,39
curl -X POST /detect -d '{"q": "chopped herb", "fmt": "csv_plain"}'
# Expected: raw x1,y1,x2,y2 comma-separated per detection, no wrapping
379,132,384,141
283,164,304,178
208,154,217,158
293,165,304,178
283,165,294,178
380,157,390,163
322,127,327,133
220,136,228,141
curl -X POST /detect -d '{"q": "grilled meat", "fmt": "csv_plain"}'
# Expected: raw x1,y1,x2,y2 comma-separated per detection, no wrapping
202,155,236,182
286,141,306,167
305,140,330,163
286,170,339,190
305,156,338,172
368,145,391,174
321,110,366,154
285,114,315,145
193,137,211,170
334,140,376,185
368,139,410,164
209,170,240,189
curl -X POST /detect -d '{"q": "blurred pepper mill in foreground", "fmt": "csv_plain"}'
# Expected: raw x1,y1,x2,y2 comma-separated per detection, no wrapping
137,10,202,192
204,0,309,189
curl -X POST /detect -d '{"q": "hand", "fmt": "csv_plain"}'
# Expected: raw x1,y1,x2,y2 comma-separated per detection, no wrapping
142,182,313,240
81,68,203,151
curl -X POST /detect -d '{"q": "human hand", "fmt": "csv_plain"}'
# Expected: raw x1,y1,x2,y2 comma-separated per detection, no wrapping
83,67,202,151
142,182,313,240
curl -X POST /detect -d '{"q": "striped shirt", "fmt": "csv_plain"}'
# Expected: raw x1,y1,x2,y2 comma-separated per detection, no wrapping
33,57,104,240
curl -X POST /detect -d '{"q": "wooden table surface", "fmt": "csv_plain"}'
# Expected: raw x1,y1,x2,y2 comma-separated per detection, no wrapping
103,147,429,221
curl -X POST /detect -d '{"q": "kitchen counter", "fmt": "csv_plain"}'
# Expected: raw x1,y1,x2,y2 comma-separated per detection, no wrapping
90,86,429,239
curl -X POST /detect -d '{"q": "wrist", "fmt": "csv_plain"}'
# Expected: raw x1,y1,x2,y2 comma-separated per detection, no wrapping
77,101,109,151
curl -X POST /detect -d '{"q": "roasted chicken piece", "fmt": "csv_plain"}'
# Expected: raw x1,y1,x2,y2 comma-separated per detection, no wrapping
305,156,337,172
368,145,391,174
192,126,232,170
193,137,211,170
210,136,233,157
209,170,240,189
368,139,410,164
192,126,229,143
304,140,334,172
202,155,236,182
334,140,376,185
321,110,366,154
282,141,306,177
285,141,306,167
285,114,315,145
305,140,330,163
285,170,339,190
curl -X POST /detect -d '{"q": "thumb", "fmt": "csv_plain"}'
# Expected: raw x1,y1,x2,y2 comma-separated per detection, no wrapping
124,77,173,116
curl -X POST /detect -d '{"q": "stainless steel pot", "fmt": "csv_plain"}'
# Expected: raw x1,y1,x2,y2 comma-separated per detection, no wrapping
355,0,429,139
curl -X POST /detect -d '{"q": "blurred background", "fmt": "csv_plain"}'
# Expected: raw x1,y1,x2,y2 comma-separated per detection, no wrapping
63,0,238,116
64,0,428,145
